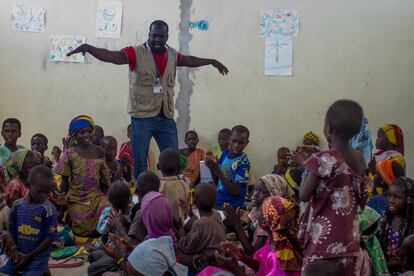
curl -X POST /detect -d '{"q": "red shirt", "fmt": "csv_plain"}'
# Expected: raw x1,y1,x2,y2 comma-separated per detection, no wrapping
122,46,182,76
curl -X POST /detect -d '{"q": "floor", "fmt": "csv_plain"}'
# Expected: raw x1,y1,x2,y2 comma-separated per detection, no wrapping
50,264,88,275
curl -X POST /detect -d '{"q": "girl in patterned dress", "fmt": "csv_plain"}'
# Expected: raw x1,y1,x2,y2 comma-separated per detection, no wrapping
55,115,111,236
378,177,414,275
294,100,368,275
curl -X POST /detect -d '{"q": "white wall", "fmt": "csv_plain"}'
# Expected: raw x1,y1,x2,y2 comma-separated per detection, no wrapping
1,0,413,178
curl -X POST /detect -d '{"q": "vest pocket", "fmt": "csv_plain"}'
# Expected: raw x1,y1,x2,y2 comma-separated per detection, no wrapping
131,91,155,112
135,71,155,87
167,73,176,87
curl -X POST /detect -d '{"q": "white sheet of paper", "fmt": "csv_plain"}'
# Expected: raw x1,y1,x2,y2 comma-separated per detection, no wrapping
96,0,123,39
265,36,292,76
50,35,86,63
11,4,46,33
200,161,213,184
259,9,299,38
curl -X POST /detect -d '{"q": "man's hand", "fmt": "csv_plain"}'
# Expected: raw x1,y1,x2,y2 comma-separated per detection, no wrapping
212,60,229,75
67,44,89,57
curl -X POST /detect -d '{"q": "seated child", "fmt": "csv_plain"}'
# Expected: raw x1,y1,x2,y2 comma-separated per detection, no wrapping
102,235,187,276
272,147,291,175
55,115,111,236
180,130,205,185
177,183,226,272
101,136,132,183
214,196,302,276
224,174,295,256
96,180,131,242
205,125,251,209
158,149,189,227
88,172,159,276
5,149,40,206
31,133,53,168
88,181,131,276
210,128,231,159
6,165,57,275
377,177,414,275
51,146,62,166
296,100,367,275
0,118,24,171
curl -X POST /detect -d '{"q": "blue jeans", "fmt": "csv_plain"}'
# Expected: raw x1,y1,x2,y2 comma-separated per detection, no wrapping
131,113,178,179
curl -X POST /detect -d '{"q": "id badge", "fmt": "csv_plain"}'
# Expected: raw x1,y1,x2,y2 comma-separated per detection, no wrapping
153,79,163,94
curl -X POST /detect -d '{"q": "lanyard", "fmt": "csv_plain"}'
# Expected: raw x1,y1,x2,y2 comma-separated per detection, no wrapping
144,41,168,80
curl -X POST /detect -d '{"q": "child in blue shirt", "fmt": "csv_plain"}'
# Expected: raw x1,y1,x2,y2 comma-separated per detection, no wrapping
7,165,58,275
206,125,250,209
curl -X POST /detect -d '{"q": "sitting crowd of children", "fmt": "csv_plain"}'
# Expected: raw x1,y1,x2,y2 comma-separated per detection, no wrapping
0,99,413,275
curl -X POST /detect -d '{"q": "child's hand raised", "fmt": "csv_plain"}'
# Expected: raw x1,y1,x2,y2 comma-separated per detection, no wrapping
205,152,219,172
108,233,134,252
108,210,124,231
219,242,246,261
223,204,242,228
102,241,123,262
238,208,250,225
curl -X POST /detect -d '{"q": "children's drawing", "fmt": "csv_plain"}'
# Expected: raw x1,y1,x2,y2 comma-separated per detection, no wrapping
50,35,86,63
265,36,292,76
189,20,209,31
260,9,299,38
96,0,123,39
11,4,46,33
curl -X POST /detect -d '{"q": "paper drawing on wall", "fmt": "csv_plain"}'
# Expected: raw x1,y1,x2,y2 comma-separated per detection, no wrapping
189,20,209,31
265,36,292,76
50,35,86,63
260,9,298,76
96,0,123,39
260,9,299,38
11,4,46,33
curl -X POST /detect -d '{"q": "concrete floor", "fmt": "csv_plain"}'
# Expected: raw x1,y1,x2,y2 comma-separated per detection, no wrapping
50,263,88,275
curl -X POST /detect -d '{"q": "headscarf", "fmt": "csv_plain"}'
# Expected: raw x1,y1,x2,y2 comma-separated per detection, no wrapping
285,167,304,192
4,149,30,179
303,131,320,146
140,191,176,245
358,206,389,276
261,196,302,271
64,115,95,150
249,174,295,223
380,124,404,155
127,236,187,276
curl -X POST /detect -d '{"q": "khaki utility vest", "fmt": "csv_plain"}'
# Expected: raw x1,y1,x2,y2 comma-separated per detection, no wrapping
127,44,177,118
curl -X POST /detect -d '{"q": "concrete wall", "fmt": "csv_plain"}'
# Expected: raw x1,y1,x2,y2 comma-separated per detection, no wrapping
1,0,413,178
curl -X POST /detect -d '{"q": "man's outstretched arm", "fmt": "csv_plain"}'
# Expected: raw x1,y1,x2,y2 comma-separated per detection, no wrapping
178,55,229,75
67,44,128,65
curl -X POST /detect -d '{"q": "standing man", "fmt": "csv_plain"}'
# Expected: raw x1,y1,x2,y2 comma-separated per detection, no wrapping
68,20,228,179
